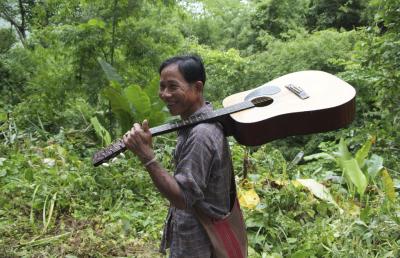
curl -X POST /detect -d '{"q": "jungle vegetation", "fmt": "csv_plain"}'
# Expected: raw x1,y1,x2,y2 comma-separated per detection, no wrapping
0,0,399,257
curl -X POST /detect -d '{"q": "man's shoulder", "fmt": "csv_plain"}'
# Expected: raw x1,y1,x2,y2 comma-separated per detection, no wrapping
190,122,225,137
182,122,225,148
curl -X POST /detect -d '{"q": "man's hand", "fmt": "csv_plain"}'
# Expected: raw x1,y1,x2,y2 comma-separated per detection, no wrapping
123,120,186,209
123,120,155,164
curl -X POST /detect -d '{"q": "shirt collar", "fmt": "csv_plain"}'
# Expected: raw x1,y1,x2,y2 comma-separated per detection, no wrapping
188,101,213,118
177,101,213,136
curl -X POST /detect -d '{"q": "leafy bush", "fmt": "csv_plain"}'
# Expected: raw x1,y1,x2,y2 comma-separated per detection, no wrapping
98,60,168,137
251,29,361,82
239,140,399,257
338,29,400,173
0,47,35,105
0,137,167,257
251,0,309,40
306,0,368,30
0,28,16,54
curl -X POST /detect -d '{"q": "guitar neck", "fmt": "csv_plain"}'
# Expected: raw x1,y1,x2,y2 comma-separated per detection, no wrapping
92,101,255,166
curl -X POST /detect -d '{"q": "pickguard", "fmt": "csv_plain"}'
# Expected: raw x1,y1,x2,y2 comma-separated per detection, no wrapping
244,85,280,101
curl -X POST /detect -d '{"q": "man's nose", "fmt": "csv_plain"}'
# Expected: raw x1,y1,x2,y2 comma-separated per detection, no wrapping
159,89,172,99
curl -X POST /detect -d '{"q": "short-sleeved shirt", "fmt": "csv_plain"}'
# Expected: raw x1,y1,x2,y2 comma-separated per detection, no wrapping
160,103,233,258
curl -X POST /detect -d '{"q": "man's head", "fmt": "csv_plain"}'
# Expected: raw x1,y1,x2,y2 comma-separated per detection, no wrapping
158,55,206,119
159,55,206,86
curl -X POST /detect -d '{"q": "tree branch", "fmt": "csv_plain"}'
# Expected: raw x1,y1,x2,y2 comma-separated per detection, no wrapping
0,3,27,47
18,0,26,39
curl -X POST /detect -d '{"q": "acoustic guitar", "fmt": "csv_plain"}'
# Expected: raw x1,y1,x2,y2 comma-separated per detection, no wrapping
92,70,356,167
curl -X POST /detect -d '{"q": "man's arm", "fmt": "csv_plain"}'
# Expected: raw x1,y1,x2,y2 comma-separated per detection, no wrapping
123,120,186,209
145,161,186,209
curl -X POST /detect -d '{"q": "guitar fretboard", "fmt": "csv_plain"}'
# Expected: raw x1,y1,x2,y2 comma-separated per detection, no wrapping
150,101,254,136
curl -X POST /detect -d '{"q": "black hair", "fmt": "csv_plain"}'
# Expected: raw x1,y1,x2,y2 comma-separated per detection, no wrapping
159,55,206,85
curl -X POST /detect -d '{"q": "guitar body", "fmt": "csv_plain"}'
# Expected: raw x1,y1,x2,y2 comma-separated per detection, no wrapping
222,70,356,146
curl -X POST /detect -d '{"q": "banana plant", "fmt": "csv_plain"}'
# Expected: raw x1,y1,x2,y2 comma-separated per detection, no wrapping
96,59,167,134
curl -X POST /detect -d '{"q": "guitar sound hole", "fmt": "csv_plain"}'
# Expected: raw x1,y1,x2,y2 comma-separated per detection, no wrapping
251,96,273,107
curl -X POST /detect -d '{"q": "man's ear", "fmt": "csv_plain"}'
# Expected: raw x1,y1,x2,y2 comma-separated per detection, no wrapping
194,81,204,93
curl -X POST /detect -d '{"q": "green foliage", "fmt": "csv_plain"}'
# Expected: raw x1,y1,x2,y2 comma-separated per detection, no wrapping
0,28,16,53
251,0,310,40
12,45,77,133
304,137,387,199
381,168,396,203
0,0,36,46
0,137,167,256
117,2,185,84
336,138,368,197
342,158,368,197
338,13,400,172
1,0,400,256
0,47,34,105
103,82,155,132
90,116,111,146
250,29,360,85
371,0,400,33
99,60,167,133
98,59,124,84
180,0,257,52
306,0,368,30
61,97,95,130
241,140,399,257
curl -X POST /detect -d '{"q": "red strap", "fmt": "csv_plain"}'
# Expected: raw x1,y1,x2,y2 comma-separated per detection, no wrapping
214,220,243,258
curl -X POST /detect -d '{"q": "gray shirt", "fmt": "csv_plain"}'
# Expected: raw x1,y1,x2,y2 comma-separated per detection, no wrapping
160,103,233,257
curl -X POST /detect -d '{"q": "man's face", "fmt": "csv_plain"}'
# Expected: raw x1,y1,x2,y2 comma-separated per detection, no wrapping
159,64,201,119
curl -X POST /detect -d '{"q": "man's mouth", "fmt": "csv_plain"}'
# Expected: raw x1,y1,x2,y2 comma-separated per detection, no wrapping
167,103,176,108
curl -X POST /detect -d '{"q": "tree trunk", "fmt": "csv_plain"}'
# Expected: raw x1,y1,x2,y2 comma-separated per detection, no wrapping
0,1,27,47
108,0,119,137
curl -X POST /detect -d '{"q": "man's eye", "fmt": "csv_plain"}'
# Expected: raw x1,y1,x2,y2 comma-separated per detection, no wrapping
169,85,178,90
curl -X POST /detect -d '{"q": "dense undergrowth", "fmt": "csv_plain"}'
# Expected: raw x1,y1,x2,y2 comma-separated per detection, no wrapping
0,132,168,257
1,127,399,257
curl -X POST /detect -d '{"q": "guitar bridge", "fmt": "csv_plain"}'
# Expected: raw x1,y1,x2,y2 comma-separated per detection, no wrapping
285,84,309,99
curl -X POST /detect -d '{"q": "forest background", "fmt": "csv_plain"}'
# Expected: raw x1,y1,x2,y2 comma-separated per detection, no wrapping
0,0,399,257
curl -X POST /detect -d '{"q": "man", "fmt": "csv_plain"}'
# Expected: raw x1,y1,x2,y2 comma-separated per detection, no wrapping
123,55,239,257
